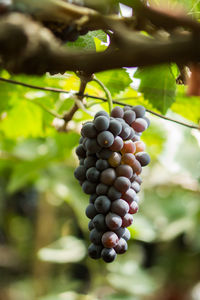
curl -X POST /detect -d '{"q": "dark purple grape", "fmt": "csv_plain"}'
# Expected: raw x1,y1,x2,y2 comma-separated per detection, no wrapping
75,144,86,158
102,231,119,248
97,131,114,148
97,149,112,159
116,164,133,179
79,158,84,165
123,110,136,125
84,156,97,169
74,165,87,181
132,105,146,118
119,123,131,140
143,116,150,127
94,116,110,131
111,106,124,118
89,193,98,203
111,199,129,217
94,111,109,119
107,186,122,201
109,136,123,152
85,204,97,219
135,152,151,166
79,136,84,144
114,176,131,193
85,138,101,154
114,238,128,254
100,168,116,185
96,159,109,171
81,122,97,138
123,228,131,241
105,212,122,230
86,167,100,183
93,214,107,231
96,183,109,195
88,220,94,231
82,181,97,194
114,227,125,238
89,228,103,245
94,195,111,214
109,119,122,136
101,247,117,263
88,243,103,259
127,127,135,140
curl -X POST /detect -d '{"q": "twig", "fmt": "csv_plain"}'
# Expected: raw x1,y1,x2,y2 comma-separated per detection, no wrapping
93,76,113,113
0,76,199,130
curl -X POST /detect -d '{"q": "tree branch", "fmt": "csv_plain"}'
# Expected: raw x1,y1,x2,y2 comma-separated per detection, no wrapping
0,76,199,131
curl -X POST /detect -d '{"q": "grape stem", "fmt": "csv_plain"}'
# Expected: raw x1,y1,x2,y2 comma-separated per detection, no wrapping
92,76,113,113
0,76,199,130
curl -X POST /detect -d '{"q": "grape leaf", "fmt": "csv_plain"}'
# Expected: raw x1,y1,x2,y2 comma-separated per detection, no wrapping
134,65,176,114
66,30,107,50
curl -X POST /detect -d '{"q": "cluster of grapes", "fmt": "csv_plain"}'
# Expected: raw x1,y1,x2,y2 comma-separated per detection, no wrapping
74,105,150,263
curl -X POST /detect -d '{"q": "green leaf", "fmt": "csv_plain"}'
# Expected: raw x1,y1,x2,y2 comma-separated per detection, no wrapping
67,30,107,50
96,69,132,96
135,65,176,114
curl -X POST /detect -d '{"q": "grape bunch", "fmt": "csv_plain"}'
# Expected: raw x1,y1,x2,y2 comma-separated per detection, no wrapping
74,105,150,263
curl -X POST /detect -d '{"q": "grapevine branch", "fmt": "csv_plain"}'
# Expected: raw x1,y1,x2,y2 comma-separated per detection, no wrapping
0,76,199,130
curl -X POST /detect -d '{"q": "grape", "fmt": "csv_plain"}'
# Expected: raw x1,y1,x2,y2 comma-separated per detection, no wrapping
94,110,109,119
88,220,94,231
143,116,150,127
123,110,136,125
119,123,131,140
97,131,114,148
107,186,122,201
96,183,109,195
111,106,124,118
123,228,131,241
114,227,125,238
94,116,110,131
89,229,103,245
135,175,142,185
86,167,100,183
109,119,122,136
93,214,107,231
133,105,146,118
116,164,133,179
114,238,128,254
108,152,121,168
94,195,111,214
135,152,151,166
114,176,131,193
109,136,123,152
121,140,136,154
82,181,97,194
102,231,119,248
131,135,140,142
84,156,97,169
101,248,117,263
123,105,131,111
85,138,101,153
89,193,98,204
88,244,103,259
79,158,84,165
85,204,97,219
74,165,86,181
79,136,84,144
121,153,142,174
111,199,129,217
134,141,146,153
122,188,136,203
131,181,141,193
127,127,135,140
100,168,116,185
105,212,122,230
122,214,133,227
81,122,97,138
129,201,139,214
97,149,112,159
131,118,148,133
96,159,109,171
75,144,86,158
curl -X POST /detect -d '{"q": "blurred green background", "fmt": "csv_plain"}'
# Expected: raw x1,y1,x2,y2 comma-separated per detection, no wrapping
0,64,200,299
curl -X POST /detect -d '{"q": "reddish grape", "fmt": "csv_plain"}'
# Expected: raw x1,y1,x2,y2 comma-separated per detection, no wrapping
129,201,139,214
122,188,136,204
106,212,122,230
108,152,121,167
111,199,129,217
102,231,119,248
131,181,141,193
134,141,146,153
114,176,131,193
121,140,136,154
122,213,133,227
114,238,128,254
116,164,133,179
109,136,123,151
131,118,148,133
